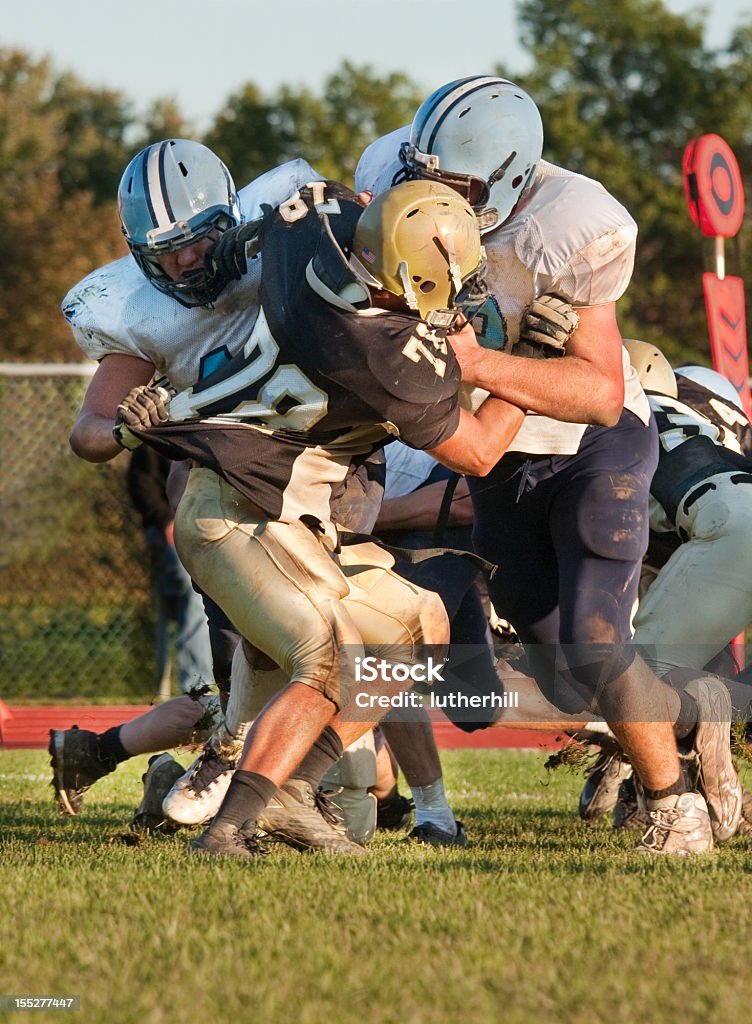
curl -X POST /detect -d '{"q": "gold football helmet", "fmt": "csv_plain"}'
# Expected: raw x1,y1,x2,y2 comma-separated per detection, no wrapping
351,180,486,325
623,339,678,398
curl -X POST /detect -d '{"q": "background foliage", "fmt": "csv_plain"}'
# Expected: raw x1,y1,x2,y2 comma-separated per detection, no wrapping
1,0,751,365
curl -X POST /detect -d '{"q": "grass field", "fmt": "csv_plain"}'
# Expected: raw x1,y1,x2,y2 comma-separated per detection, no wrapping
2,747,751,1024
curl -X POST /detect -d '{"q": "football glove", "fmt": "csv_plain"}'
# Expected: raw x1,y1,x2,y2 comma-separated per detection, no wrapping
513,294,580,359
205,219,262,293
113,385,171,450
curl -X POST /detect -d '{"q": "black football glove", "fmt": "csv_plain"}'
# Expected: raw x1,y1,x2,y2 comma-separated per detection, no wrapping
112,385,171,450
205,219,262,295
512,294,580,359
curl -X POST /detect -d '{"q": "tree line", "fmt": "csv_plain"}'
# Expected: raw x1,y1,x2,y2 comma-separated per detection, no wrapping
1,0,751,364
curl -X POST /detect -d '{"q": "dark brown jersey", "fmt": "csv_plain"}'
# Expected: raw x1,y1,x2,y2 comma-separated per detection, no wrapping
135,181,461,524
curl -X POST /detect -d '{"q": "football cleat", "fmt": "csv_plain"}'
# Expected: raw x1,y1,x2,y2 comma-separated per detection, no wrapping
376,788,414,831
258,779,367,855
130,753,186,835
635,792,713,856
404,820,468,848
612,775,648,832
190,820,267,860
579,749,633,822
161,740,238,826
48,726,116,815
681,677,743,842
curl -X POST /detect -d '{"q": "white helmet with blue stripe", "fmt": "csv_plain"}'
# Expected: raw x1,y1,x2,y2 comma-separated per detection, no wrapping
400,76,543,234
118,139,242,307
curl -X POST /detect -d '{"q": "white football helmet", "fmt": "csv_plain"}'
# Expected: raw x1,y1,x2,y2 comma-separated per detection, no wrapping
118,139,242,307
400,76,543,233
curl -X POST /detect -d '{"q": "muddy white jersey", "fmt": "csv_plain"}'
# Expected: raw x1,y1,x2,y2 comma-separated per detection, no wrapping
355,130,648,454
61,160,323,393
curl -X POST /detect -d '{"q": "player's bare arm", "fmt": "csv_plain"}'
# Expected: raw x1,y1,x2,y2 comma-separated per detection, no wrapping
449,302,625,427
428,396,525,475
422,321,524,474
375,475,473,531
69,353,154,462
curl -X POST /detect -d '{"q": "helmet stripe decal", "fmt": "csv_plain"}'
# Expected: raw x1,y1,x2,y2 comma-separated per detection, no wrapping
418,77,510,151
140,147,158,229
157,142,176,223
142,142,174,231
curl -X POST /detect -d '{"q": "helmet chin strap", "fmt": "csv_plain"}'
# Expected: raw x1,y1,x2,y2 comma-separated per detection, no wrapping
397,261,419,312
440,231,463,295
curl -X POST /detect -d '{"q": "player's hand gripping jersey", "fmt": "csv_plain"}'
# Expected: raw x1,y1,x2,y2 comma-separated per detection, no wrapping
130,181,462,536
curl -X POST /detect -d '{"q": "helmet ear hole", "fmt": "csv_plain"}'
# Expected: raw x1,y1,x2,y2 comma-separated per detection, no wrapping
419,281,436,294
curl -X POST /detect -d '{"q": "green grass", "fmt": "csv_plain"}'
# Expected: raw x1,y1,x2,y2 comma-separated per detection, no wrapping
2,748,751,1024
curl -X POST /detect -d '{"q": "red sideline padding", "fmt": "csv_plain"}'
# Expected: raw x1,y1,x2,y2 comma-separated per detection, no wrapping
0,701,564,751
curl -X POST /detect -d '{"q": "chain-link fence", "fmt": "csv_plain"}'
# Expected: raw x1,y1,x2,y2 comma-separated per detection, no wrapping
0,364,163,703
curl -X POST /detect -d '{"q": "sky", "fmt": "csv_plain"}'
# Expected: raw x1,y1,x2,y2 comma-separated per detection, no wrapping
4,0,752,132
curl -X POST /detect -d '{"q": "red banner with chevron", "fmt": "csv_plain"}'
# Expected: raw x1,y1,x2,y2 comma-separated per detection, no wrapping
702,273,751,417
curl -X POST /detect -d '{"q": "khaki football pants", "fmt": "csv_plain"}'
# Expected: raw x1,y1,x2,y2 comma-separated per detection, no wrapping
174,468,449,709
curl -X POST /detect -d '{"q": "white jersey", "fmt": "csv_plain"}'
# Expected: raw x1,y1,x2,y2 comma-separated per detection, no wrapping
384,442,439,500
355,131,649,455
61,160,323,392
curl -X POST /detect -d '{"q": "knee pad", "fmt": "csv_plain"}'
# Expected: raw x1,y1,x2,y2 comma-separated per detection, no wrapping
221,642,288,749
577,472,650,563
321,732,378,845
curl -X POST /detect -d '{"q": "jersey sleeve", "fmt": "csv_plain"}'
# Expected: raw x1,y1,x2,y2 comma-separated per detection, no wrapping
238,159,325,220
61,258,152,363
323,311,462,451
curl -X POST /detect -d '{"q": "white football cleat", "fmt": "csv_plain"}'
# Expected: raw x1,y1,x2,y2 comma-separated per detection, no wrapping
162,741,238,826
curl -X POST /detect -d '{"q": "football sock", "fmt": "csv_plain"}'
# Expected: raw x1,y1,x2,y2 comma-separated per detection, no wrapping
209,770,277,830
411,777,457,834
294,725,344,787
673,688,699,741
96,726,131,769
644,774,688,808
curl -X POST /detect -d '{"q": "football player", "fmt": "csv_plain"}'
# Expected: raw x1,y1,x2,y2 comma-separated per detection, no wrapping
627,343,752,677
581,342,752,829
52,142,388,851
121,178,527,858
354,75,742,853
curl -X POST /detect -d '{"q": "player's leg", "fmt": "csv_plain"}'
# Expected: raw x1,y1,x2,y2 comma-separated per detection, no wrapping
171,476,370,856
380,706,467,847
172,565,214,697
552,416,735,849
634,472,752,683
179,514,448,858
49,695,211,816
369,728,415,831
